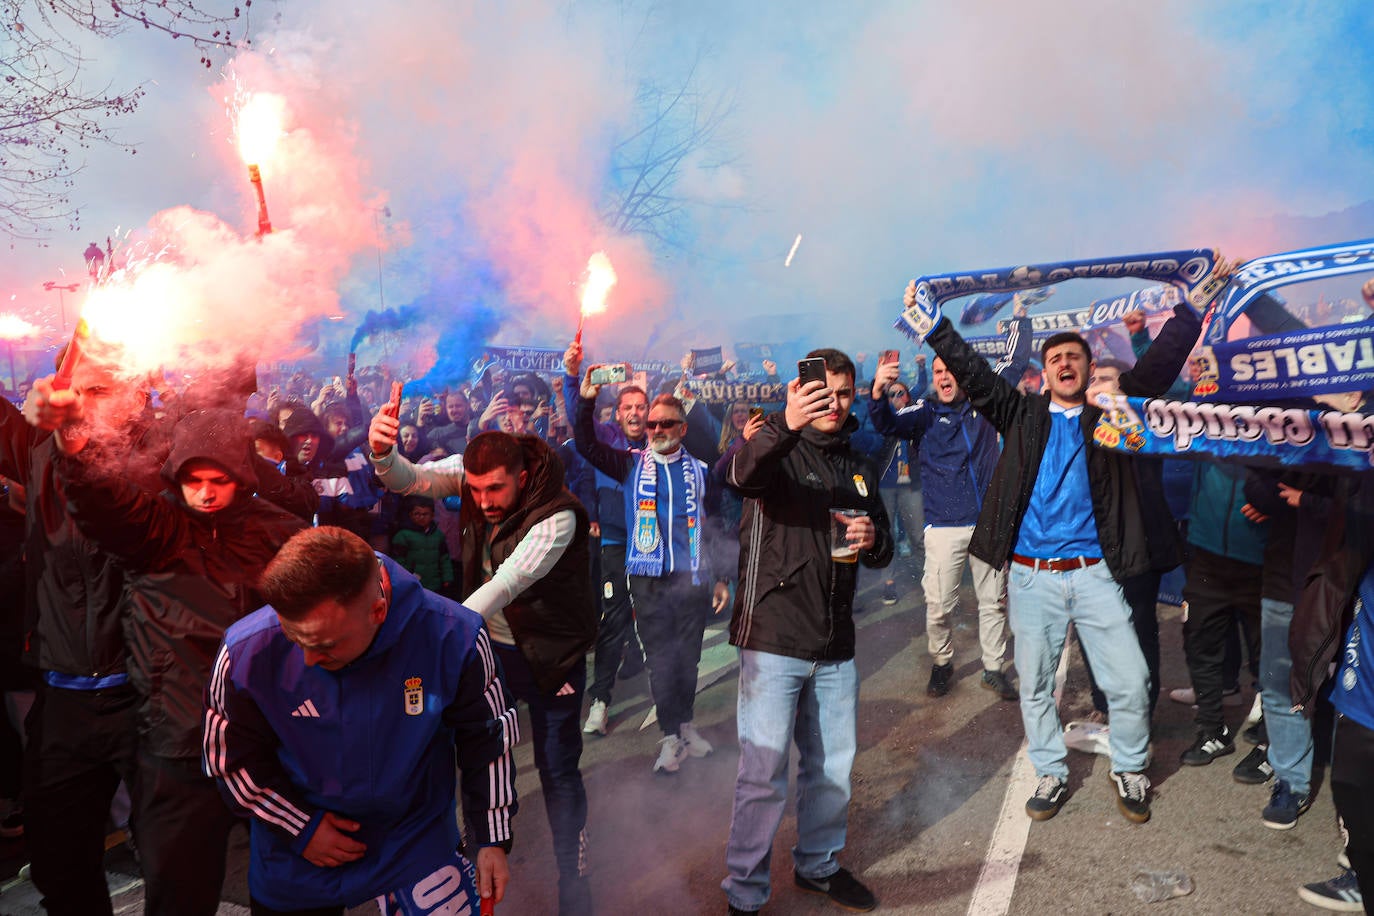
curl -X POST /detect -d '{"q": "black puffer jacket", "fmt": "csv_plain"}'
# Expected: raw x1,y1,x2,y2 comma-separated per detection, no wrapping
459,435,597,693
926,304,1200,578
61,409,306,759
727,411,892,662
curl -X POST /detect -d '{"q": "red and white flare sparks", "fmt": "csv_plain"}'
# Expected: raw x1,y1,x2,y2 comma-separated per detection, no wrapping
575,251,617,345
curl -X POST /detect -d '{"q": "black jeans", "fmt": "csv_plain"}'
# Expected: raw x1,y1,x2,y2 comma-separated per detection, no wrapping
22,682,139,916
133,750,241,916
630,572,711,736
492,644,589,890
1332,714,1374,912
1182,547,1262,733
588,543,641,703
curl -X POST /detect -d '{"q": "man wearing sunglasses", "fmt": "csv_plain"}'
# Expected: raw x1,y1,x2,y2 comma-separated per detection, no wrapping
570,358,731,776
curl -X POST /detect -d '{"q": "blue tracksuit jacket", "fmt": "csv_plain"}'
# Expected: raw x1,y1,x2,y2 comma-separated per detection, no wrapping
203,556,518,910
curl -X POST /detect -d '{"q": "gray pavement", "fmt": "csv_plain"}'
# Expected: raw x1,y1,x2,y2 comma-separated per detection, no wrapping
0,553,1345,914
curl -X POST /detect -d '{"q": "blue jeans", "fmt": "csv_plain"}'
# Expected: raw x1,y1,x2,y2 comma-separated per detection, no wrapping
1259,597,1313,795
1009,561,1150,778
492,644,588,887
722,650,858,911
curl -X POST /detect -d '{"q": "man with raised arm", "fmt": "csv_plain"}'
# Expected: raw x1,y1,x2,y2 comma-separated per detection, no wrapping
368,413,596,916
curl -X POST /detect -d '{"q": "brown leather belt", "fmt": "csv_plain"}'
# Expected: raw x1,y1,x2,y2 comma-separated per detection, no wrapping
1011,554,1102,572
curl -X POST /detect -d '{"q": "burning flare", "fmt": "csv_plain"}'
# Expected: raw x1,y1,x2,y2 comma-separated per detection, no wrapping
235,91,287,168
574,251,617,346
0,315,39,341
579,251,618,318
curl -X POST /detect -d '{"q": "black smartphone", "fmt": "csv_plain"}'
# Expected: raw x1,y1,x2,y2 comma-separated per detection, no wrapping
797,357,828,388
748,406,764,421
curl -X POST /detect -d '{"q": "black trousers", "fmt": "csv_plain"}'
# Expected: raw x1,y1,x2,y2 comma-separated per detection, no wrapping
1332,714,1374,913
133,750,241,916
22,683,139,916
588,543,642,703
630,572,710,736
1181,547,1262,733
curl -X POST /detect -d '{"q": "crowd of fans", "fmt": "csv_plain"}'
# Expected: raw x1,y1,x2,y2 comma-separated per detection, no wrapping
0,274,1370,914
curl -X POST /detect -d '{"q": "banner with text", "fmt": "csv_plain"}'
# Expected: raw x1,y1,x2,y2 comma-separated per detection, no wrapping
897,248,1224,341
1091,394,1374,472
1192,321,1374,400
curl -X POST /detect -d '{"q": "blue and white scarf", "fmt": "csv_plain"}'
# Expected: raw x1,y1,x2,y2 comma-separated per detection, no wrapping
624,447,706,584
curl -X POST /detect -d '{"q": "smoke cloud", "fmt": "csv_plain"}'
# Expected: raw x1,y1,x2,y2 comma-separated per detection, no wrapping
5,1,1373,378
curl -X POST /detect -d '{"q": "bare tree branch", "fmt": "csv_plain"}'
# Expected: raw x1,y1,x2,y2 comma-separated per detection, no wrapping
0,0,253,240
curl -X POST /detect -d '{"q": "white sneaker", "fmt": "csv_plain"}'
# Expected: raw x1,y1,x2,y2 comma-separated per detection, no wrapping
653,735,688,773
679,722,713,757
582,699,608,736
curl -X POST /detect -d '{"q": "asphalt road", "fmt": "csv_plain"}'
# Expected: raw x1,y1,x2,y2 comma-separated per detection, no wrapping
0,550,1347,914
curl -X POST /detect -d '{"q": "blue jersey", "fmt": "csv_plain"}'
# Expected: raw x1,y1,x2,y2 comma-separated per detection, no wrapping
203,556,518,910
1334,561,1374,731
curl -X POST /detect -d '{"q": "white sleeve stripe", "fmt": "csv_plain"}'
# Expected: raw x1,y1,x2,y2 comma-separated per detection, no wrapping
203,643,309,834
229,769,310,833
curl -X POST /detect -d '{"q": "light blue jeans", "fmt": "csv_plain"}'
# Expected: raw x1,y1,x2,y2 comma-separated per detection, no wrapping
722,650,858,911
1259,597,1313,795
1009,560,1150,778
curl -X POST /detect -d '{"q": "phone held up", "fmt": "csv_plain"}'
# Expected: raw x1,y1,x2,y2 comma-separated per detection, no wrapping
588,363,631,386
797,357,828,388
880,349,900,366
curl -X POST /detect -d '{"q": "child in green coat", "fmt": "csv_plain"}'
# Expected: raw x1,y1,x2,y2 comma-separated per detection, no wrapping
390,496,455,595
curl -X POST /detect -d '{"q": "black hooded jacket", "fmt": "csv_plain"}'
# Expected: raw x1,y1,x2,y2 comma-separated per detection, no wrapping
59,409,306,759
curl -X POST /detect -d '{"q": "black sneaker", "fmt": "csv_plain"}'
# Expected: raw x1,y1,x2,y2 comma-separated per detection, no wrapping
1261,778,1311,830
1179,726,1234,766
981,669,1019,701
1298,866,1364,911
1231,744,1273,785
926,662,953,698
1242,715,1267,746
793,867,877,912
1025,775,1068,821
727,906,760,916
1109,770,1151,824
881,580,898,605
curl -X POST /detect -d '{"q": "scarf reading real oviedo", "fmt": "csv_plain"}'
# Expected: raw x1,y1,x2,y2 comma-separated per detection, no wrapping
624,446,706,584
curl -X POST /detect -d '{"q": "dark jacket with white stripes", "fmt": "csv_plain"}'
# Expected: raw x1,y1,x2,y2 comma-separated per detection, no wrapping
727,411,892,661
204,556,519,911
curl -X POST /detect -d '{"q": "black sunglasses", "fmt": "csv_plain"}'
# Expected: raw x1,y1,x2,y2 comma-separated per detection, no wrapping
644,419,682,431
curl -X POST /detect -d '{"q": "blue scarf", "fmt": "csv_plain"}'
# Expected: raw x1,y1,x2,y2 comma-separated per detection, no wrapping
624,447,705,584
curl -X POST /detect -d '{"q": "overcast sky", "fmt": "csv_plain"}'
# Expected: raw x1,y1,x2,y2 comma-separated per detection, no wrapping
5,0,1373,372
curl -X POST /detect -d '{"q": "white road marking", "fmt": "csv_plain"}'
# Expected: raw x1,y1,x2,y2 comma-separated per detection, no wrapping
965,625,1074,916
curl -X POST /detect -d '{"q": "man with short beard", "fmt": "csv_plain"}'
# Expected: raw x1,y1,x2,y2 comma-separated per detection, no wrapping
721,347,891,915
902,266,1226,825
367,420,597,916
570,364,730,775
869,309,1031,702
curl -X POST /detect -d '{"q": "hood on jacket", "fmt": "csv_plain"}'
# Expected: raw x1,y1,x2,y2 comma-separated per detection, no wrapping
161,408,258,489
280,408,337,461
